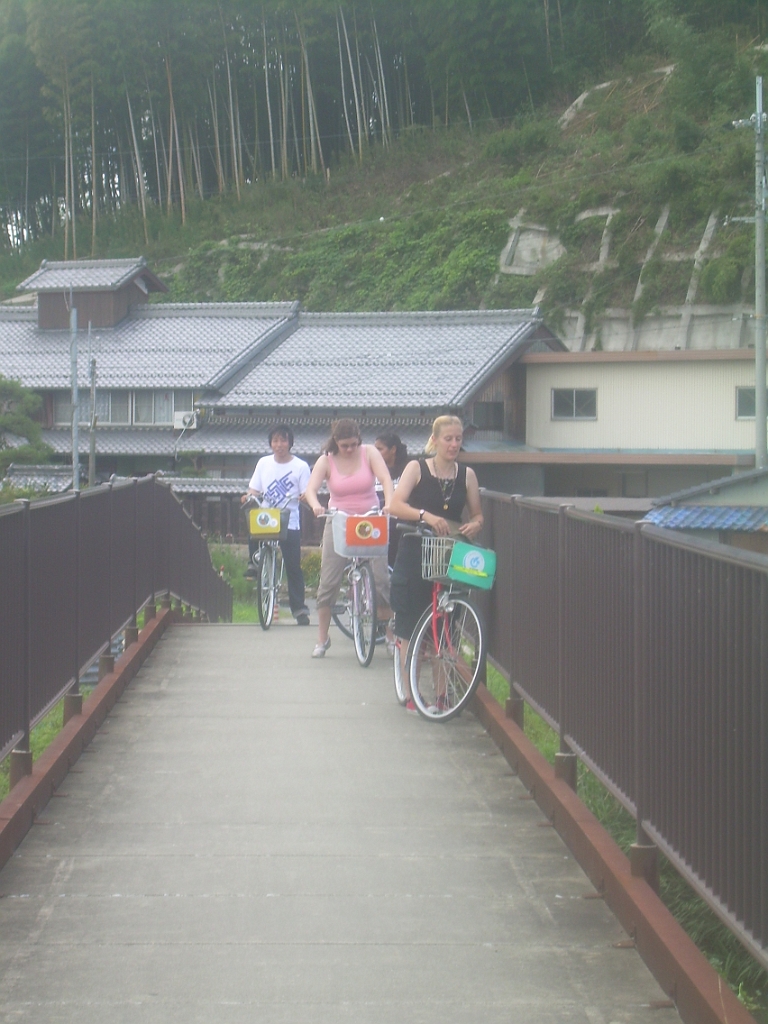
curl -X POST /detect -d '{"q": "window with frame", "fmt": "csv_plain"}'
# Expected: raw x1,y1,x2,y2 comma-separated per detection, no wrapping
109,391,130,423
552,388,597,420
53,392,72,425
174,390,194,413
736,386,768,419
133,391,154,424
154,390,173,424
473,400,504,431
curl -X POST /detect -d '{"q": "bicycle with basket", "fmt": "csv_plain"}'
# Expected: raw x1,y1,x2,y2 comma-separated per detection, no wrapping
245,495,291,630
324,507,389,667
396,528,496,721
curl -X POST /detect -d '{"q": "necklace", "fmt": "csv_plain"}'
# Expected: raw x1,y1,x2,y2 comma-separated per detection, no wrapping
433,461,457,511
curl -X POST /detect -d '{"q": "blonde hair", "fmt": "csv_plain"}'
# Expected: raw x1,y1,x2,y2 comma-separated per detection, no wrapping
424,415,463,456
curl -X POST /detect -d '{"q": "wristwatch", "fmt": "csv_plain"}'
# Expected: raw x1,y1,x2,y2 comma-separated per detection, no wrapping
418,509,425,522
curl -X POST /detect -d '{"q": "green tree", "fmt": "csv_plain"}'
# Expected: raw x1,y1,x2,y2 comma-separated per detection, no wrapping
0,374,52,473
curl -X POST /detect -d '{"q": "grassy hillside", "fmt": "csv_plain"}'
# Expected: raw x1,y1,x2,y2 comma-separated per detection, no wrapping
1,48,763,331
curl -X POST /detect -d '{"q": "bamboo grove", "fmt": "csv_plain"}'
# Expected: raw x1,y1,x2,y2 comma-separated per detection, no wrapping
0,0,762,254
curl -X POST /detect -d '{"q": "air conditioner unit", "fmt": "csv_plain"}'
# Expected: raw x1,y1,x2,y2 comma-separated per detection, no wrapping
174,411,197,430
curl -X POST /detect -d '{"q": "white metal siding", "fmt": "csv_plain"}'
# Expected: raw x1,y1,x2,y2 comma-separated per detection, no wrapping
526,361,758,451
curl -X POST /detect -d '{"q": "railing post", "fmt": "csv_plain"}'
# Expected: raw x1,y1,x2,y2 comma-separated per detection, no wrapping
165,482,174,609
144,476,157,622
555,504,577,791
124,479,140,647
10,498,33,788
64,490,83,725
99,479,115,679
630,522,659,891
505,691,525,727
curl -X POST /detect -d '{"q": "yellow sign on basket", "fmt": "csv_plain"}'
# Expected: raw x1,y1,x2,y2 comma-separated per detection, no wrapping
249,508,282,536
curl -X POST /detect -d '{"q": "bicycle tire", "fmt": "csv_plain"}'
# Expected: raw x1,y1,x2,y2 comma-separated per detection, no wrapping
333,580,388,644
256,545,276,630
331,580,354,639
408,596,484,721
393,637,407,704
352,562,377,667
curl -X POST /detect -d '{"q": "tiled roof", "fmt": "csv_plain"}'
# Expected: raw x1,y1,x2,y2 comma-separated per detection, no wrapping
643,505,768,531
216,311,552,408
158,474,251,496
177,422,431,459
0,430,28,449
0,304,295,390
42,428,177,457
3,464,73,492
18,258,155,293
651,468,768,506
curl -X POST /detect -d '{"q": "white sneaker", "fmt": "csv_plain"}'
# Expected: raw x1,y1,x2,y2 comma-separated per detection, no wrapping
312,638,331,658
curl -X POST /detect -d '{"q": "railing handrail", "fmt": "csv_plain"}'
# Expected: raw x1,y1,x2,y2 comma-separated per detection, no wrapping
0,475,232,770
480,488,768,971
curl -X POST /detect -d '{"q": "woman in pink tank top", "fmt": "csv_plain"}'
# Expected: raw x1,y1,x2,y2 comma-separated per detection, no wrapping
304,419,394,658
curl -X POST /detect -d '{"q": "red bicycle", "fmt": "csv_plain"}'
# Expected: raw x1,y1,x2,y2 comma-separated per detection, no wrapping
395,530,489,722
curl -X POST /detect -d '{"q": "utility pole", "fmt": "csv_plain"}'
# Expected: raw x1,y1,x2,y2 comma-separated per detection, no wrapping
755,78,767,469
70,302,79,490
88,354,97,487
733,77,768,469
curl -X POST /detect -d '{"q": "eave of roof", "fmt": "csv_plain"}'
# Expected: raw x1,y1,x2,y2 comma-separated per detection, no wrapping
41,428,177,457
158,474,251,496
522,348,755,364
460,450,755,466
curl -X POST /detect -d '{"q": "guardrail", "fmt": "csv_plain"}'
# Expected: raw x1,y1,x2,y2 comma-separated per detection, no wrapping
0,476,232,764
480,490,768,973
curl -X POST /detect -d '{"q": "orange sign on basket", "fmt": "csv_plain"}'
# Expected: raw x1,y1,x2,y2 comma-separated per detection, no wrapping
344,515,388,548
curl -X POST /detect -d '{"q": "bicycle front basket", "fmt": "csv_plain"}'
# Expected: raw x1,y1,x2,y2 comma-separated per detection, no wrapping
248,507,289,540
331,511,389,557
421,535,455,581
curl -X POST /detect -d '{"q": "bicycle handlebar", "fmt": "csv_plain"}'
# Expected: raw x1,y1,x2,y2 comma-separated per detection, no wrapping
319,506,383,518
396,521,435,536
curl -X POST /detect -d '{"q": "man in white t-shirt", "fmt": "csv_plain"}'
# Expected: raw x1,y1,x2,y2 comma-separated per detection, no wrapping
242,425,311,625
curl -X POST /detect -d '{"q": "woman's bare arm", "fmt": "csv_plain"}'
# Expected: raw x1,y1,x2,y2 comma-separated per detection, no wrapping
458,467,484,539
366,444,394,509
303,454,329,515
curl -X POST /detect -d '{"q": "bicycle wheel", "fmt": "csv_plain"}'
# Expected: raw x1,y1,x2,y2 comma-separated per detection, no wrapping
332,571,388,644
256,545,276,630
393,637,407,705
331,579,354,639
352,562,377,667
408,597,484,721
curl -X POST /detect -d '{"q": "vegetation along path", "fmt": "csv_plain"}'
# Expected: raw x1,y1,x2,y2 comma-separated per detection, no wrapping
0,621,679,1023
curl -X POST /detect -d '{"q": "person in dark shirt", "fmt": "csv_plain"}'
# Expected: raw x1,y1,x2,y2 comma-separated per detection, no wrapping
388,415,483,711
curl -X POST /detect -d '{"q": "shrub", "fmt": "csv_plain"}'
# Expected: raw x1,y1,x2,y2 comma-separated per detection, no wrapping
301,548,321,589
483,119,557,170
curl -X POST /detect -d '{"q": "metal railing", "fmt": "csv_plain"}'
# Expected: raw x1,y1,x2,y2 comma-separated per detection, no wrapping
0,476,232,764
480,490,768,971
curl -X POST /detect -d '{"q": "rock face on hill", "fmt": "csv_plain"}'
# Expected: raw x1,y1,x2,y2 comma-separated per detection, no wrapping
498,205,743,352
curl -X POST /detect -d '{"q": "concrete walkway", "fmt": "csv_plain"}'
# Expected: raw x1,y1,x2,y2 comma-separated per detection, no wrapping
0,621,679,1024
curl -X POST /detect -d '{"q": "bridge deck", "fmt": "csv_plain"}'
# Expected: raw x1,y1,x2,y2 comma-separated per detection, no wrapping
0,621,678,1023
